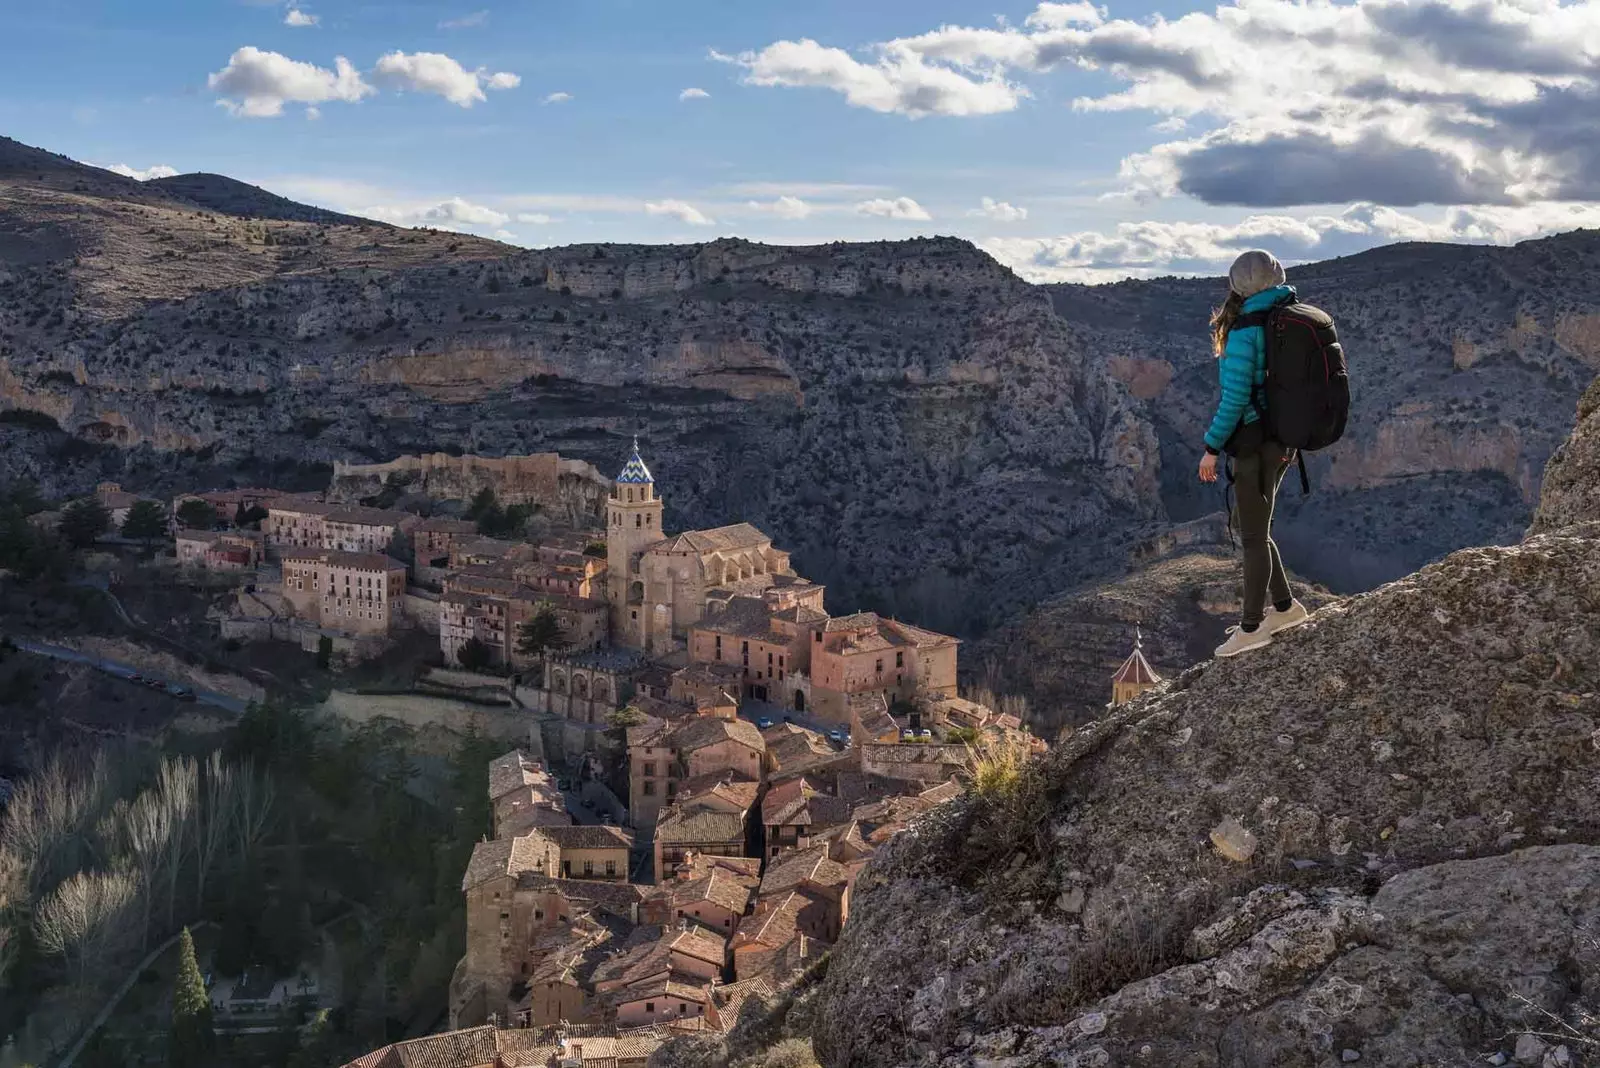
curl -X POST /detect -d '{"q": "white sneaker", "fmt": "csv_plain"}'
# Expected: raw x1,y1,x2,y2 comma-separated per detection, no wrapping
1215,625,1272,658
1265,599,1310,634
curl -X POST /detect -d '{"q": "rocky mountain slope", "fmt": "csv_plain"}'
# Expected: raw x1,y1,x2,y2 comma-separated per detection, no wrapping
3,135,1598,638
804,376,1600,1067
1048,236,1600,591
0,139,1156,633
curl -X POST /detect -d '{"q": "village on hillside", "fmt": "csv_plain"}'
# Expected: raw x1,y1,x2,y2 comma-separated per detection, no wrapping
19,439,1163,1067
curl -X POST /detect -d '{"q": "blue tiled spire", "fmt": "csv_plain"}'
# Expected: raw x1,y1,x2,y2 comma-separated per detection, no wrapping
616,436,653,484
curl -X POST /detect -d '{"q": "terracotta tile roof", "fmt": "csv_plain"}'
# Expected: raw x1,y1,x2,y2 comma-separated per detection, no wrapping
611,973,713,1006
692,596,782,641
270,499,337,516
416,517,479,534
675,771,760,811
759,844,850,896
918,780,963,806
665,716,765,754
278,548,404,572
883,618,959,648
770,604,829,625
713,977,775,1032
461,833,558,890
668,925,730,967
340,1025,499,1068
676,854,762,886
667,868,753,916
538,824,635,851
326,505,414,528
761,727,835,774
733,889,821,952
661,522,770,554
656,807,749,846
513,874,647,918
488,750,552,801
822,611,879,633
612,1030,665,1061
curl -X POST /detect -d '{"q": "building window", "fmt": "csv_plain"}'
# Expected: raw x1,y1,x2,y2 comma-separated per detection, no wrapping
645,1003,654,1014
643,781,655,796
876,658,883,674
644,762,655,776
606,860,616,876
636,515,642,528
584,860,594,876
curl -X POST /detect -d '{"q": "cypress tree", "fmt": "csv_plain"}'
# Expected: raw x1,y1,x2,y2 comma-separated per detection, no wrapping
169,927,215,1068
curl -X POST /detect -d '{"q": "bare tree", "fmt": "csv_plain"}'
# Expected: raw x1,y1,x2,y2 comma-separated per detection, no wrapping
33,869,140,987
191,753,234,909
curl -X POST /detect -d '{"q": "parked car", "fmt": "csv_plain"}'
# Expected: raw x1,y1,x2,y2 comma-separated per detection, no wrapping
828,728,846,743
145,677,166,690
758,717,773,729
128,672,144,682
169,685,196,701
918,729,933,740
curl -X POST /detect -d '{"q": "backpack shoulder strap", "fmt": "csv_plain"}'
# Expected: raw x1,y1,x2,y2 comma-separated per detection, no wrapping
1232,310,1271,331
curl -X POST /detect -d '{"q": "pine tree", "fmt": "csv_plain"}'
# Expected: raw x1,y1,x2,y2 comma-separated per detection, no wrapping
515,603,569,660
121,499,168,544
169,927,215,1068
59,498,111,548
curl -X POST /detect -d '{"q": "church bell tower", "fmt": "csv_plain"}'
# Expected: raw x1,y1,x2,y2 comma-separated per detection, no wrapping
607,438,665,647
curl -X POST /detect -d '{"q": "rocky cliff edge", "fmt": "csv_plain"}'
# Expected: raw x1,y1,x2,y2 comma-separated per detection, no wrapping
812,376,1600,1068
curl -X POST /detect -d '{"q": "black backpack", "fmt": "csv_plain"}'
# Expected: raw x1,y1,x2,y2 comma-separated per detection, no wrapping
1234,300,1350,492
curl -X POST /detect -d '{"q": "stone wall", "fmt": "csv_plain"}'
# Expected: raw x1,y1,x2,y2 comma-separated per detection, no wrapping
326,451,611,523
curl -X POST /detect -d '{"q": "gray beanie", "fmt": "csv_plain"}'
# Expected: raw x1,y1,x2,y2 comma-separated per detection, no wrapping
1228,249,1286,297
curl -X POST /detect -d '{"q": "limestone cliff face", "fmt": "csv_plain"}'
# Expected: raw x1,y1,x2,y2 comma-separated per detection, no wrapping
1047,231,1600,592
808,375,1600,1067
0,167,1158,630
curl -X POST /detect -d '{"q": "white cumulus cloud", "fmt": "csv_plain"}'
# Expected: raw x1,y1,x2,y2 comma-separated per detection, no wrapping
981,200,1600,283
738,0,1600,211
360,196,510,231
645,199,716,226
542,91,573,104
970,197,1027,221
372,51,520,108
747,195,813,219
100,162,180,181
208,47,373,117
516,212,554,224
856,196,932,220
727,37,1025,118
680,87,711,100
284,8,318,27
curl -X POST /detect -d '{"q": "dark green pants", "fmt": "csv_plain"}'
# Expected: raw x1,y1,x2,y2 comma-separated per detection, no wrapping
1232,442,1295,627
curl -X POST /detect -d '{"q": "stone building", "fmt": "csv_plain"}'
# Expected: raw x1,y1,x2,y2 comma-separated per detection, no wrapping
538,825,635,881
1111,627,1163,706
686,592,828,710
413,517,480,566
524,649,644,723
266,499,416,556
439,570,609,669
489,751,571,839
92,482,163,529
175,529,263,571
627,716,765,833
808,613,960,724
605,441,802,654
279,548,407,637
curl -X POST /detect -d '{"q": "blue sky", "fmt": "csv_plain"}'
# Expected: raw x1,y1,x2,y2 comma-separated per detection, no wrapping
4,0,1599,281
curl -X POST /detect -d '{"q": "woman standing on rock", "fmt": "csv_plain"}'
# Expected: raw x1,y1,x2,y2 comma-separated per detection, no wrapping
1198,249,1311,657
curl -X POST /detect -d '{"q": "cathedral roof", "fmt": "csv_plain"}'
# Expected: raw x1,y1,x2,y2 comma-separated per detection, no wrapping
662,523,771,554
1112,629,1162,686
616,438,654,484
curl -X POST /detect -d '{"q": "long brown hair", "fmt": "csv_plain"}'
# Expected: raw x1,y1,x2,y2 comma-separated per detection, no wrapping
1209,290,1243,357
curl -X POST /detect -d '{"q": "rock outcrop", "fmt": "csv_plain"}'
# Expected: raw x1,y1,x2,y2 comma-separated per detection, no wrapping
811,375,1600,1067
1529,371,1600,536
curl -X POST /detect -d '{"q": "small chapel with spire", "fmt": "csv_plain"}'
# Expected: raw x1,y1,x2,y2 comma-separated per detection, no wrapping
1110,624,1162,706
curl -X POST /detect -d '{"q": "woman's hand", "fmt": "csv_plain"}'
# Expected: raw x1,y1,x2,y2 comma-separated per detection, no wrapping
1198,451,1219,483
